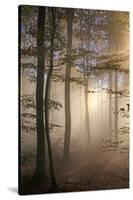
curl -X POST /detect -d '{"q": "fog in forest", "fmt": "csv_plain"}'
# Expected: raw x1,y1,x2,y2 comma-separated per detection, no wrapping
19,6,129,194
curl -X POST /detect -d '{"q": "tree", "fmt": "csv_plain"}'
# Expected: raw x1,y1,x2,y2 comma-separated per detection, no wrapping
44,7,58,189
63,8,74,163
34,6,46,182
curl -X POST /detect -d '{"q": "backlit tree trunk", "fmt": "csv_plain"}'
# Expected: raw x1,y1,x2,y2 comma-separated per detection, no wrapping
34,7,46,182
63,9,74,163
44,8,57,188
108,70,112,139
114,69,118,144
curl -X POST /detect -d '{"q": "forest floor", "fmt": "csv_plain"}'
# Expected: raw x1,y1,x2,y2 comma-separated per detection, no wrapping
20,147,129,195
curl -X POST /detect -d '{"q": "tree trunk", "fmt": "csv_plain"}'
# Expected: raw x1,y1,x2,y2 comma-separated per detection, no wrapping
84,76,90,143
63,9,74,163
44,8,57,189
114,35,119,145
79,16,90,148
114,70,118,144
84,23,91,146
34,7,46,182
108,36,113,141
109,70,112,139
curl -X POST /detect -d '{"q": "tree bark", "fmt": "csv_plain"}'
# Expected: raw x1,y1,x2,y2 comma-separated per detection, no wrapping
79,15,90,148
44,8,57,189
114,69,118,144
34,7,46,182
84,76,90,143
108,35,113,140
108,70,112,139
63,9,74,163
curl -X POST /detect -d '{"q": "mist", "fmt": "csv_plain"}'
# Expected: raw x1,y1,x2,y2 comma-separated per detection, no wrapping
19,6,129,194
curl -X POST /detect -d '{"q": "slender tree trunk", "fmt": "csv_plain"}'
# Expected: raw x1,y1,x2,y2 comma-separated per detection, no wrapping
44,8,57,189
106,13,114,141
100,72,103,139
85,24,91,145
110,13,119,145
84,76,90,143
34,7,46,182
63,9,74,163
114,69,118,144
108,36,113,140
79,17,90,147
108,70,112,139
114,35,119,145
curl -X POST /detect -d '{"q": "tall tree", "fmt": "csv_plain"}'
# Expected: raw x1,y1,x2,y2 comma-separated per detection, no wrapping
111,12,119,144
63,8,74,163
45,8,57,188
85,12,93,145
34,6,46,182
79,13,89,148
44,7,60,189
108,35,113,141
